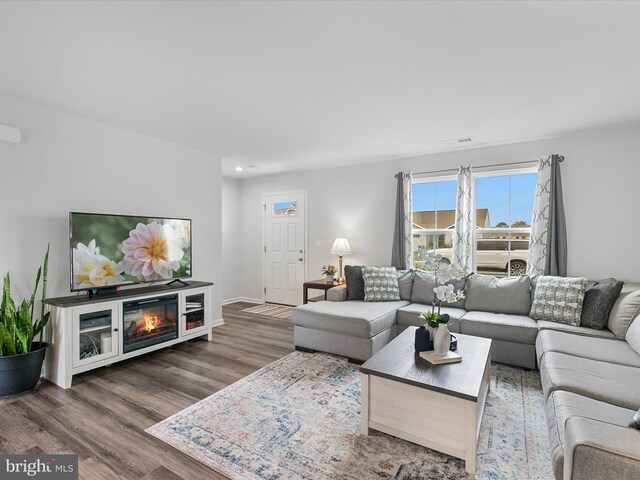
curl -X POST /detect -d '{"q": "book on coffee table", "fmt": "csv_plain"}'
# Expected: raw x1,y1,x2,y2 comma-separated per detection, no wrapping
419,350,462,365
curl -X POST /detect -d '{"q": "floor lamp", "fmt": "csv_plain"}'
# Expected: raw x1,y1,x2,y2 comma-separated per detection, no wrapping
330,238,352,284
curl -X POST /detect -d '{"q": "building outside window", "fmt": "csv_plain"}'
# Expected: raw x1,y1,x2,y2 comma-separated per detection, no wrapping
411,169,537,276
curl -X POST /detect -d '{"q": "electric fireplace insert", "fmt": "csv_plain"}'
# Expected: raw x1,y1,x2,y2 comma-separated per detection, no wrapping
122,294,178,354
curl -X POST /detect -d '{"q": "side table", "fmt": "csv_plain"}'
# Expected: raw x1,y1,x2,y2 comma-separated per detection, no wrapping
303,279,339,304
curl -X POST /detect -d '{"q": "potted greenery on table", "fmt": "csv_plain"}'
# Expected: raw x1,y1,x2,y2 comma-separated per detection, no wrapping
0,245,50,396
321,265,337,283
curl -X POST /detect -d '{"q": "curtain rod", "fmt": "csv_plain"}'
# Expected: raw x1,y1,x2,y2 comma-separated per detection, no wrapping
399,156,564,178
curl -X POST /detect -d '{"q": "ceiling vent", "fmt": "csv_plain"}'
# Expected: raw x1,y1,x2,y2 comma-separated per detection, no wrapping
441,136,473,145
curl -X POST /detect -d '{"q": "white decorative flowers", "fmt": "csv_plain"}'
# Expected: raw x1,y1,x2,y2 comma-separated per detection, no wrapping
418,247,469,306
73,240,125,288
121,222,185,281
73,221,186,288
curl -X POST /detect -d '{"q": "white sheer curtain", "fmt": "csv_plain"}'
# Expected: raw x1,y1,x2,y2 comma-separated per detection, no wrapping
527,155,567,276
452,166,473,270
391,172,413,270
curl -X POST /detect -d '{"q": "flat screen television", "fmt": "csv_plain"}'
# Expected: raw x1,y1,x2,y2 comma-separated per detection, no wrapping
69,212,192,292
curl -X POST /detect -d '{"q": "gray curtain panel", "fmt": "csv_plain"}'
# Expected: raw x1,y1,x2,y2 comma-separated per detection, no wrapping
391,172,413,270
527,154,567,276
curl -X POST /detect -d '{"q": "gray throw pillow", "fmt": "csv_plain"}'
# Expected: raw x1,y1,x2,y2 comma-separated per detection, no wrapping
580,278,624,329
396,270,414,301
363,266,400,302
344,265,364,301
465,274,532,316
530,276,588,326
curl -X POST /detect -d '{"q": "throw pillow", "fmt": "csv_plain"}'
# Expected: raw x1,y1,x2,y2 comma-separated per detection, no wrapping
580,278,624,329
629,409,640,430
529,275,588,326
344,265,365,301
465,274,532,316
608,286,640,339
363,266,401,302
396,270,414,301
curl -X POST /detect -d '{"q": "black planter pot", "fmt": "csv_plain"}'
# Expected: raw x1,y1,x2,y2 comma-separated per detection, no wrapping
414,326,433,352
0,342,48,397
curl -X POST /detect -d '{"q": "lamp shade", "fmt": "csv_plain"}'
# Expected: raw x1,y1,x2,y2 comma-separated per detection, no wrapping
330,238,352,256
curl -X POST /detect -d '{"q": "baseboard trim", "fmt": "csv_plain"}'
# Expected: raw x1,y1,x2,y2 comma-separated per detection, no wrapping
222,297,263,305
212,318,225,328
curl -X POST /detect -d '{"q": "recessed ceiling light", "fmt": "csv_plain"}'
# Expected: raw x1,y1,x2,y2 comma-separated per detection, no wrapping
235,166,243,172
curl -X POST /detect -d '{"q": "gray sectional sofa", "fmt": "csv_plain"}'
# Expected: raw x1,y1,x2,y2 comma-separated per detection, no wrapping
291,271,640,480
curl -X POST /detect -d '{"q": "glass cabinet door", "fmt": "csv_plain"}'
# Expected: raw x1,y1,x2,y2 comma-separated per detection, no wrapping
72,302,120,368
181,289,209,336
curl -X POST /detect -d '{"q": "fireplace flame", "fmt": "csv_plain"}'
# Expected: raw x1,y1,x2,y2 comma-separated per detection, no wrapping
143,314,161,333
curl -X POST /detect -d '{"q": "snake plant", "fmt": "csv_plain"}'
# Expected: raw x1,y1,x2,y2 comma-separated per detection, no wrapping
0,245,50,356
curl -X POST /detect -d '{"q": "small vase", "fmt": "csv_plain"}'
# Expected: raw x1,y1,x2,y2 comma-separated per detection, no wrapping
414,326,433,352
434,324,451,356
326,275,334,283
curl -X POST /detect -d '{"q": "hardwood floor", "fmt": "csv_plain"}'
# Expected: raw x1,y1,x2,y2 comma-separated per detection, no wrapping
0,302,294,479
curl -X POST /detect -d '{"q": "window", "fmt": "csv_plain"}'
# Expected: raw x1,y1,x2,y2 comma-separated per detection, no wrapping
474,171,536,276
272,201,297,217
411,179,457,270
411,169,537,276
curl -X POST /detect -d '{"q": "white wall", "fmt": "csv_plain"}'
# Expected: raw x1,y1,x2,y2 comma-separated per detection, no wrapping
0,93,223,321
221,176,243,302
238,123,640,301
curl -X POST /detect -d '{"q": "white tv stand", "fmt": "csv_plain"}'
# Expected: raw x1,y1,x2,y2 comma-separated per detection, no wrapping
44,281,216,389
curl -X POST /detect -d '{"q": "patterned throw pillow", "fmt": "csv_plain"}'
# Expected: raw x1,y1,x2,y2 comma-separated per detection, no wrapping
530,276,588,326
363,266,401,302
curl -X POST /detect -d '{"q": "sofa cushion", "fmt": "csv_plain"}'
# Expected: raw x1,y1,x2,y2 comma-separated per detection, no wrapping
580,278,624,329
536,320,617,339
291,300,409,338
363,266,400,302
608,284,640,339
546,390,635,479
535,329,640,367
344,265,365,301
396,303,466,333
411,270,436,304
460,311,538,345
464,274,531,315
396,270,414,301
530,275,587,326
540,351,640,410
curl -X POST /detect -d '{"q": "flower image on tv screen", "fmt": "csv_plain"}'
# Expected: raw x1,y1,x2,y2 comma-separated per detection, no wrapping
70,212,192,291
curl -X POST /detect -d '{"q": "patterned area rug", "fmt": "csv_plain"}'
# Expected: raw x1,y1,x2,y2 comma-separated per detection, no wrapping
146,352,553,480
241,303,294,320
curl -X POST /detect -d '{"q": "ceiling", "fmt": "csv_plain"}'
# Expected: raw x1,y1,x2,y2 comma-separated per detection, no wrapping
1,1,640,178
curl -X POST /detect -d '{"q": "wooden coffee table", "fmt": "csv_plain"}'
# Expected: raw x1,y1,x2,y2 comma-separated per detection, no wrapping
360,327,492,474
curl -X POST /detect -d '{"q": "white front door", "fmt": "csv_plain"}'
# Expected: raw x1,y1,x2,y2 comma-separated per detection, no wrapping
264,191,306,305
